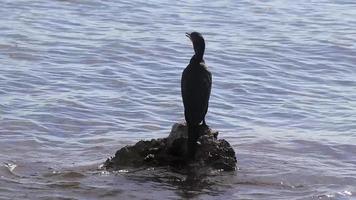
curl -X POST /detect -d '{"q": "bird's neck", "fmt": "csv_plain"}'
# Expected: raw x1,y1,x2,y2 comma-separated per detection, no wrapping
190,55,204,65
193,45,205,63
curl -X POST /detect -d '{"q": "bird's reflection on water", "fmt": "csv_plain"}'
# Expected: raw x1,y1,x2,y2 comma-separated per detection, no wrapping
109,166,235,198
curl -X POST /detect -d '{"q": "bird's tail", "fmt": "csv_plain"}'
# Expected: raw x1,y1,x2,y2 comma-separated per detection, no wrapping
187,125,199,160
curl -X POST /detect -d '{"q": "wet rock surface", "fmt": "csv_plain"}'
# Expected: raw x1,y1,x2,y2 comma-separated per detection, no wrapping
104,123,237,171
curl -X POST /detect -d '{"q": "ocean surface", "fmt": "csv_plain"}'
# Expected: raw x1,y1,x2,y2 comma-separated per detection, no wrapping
0,0,355,199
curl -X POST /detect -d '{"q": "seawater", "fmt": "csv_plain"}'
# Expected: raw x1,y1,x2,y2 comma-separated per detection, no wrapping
0,0,355,199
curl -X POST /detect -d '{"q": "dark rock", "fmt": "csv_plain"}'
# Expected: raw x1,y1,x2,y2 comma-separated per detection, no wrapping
104,123,237,171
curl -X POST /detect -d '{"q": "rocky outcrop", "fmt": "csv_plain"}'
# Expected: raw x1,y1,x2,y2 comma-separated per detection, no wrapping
104,123,237,171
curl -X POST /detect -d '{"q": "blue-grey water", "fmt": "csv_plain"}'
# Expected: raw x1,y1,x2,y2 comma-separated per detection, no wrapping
1,0,356,199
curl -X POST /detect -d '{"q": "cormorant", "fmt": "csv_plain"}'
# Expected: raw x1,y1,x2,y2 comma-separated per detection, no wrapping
181,32,212,159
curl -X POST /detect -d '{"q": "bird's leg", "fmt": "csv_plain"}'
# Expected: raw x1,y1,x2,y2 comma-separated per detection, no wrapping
202,119,209,129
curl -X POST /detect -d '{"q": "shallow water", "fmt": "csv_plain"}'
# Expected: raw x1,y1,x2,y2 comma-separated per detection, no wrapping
0,0,356,199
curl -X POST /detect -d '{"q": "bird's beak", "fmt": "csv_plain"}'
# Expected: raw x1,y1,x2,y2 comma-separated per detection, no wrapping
185,32,191,40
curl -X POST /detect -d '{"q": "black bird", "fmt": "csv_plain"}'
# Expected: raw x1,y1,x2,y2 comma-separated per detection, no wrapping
181,32,212,159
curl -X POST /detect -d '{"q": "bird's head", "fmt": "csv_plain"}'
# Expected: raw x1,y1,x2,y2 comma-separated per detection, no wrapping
186,32,205,59
186,32,205,44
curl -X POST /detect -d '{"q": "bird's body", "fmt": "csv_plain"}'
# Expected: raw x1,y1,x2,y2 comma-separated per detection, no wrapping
181,58,211,126
181,32,212,159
